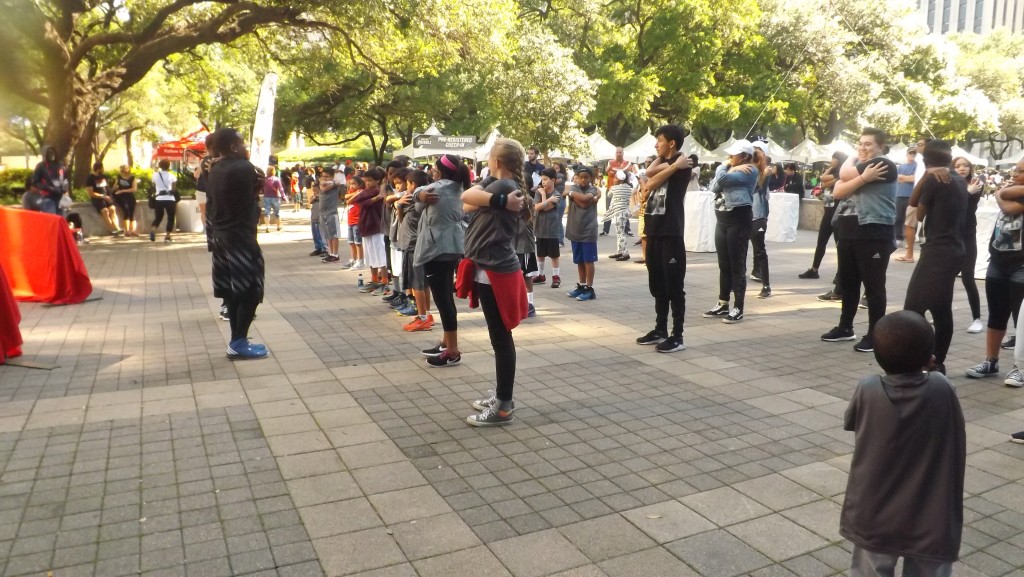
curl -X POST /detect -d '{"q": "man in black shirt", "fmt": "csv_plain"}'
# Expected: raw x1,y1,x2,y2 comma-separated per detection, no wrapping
635,124,693,353
524,146,545,190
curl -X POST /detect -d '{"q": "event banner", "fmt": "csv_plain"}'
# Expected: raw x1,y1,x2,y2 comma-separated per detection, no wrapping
250,72,278,171
412,135,477,150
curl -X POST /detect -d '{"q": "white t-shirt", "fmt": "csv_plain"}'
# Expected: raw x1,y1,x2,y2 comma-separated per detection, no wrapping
154,170,177,201
913,157,926,186
334,165,347,187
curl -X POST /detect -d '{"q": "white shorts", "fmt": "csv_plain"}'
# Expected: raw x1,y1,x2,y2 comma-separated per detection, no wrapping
364,233,387,268
195,190,207,204
391,248,404,276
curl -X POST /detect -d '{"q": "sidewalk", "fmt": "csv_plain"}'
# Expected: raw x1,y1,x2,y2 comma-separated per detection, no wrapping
1,209,1021,577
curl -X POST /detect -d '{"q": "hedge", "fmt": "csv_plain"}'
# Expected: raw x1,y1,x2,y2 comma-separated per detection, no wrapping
1,167,196,205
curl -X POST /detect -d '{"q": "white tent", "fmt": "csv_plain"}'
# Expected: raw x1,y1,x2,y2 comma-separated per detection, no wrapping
952,145,988,166
622,132,657,163
423,123,442,136
995,149,1024,166
474,129,500,160
392,125,493,160
584,132,618,161
681,136,719,163
886,143,909,163
786,139,831,164
761,138,790,161
710,136,737,160
824,139,856,158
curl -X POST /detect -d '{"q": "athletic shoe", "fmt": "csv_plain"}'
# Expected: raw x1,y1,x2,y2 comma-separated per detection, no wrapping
817,290,842,302
384,291,401,303
615,253,631,261
607,253,622,259
749,272,762,282
656,335,686,353
853,335,874,352
322,255,340,263
967,318,984,334
471,391,516,411
722,308,743,324
858,296,868,309
576,287,596,301
309,249,325,257
634,259,645,264
219,306,230,321
702,303,730,318
163,236,172,243
567,284,586,298
533,275,547,284
1010,431,1024,444
390,295,409,310
527,303,536,317
351,261,365,270
359,282,379,293
371,285,390,297
342,261,355,270
965,358,999,378
403,315,435,332
426,350,461,367
1004,367,1024,388
397,304,418,316
466,405,514,427
821,326,856,342
1003,336,1016,350
758,286,772,299
798,268,820,279
421,343,446,357
226,338,269,360
633,240,642,246
149,230,155,242
551,275,561,289
636,330,666,345
599,232,608,236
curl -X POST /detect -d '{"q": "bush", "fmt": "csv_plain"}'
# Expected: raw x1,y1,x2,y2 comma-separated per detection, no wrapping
1,166,195,205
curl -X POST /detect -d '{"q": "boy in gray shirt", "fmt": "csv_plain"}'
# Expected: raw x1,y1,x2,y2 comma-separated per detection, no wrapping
565,168,600,301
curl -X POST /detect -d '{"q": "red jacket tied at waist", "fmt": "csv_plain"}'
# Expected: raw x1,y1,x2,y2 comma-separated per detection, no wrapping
455,259,528,331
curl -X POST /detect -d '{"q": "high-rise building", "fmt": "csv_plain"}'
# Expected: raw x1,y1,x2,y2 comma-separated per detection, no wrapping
917,0,1024,34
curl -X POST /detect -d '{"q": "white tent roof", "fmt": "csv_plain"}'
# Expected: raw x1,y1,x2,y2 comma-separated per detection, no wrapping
886,143,909,163
785,139,831,164
622,131,657,163
952,145,988,167
423,123,442,136
682,136,719,163
761,138,790,161
824,139,856,158
584,132,618,161
710,136,737,160
995,149,1024,166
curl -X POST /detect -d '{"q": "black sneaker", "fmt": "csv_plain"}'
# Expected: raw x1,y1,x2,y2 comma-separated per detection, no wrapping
607,253,622,259
656,335,686,353
817,290,842,302
749,273,762,282
853,335,874,352
1010,431,1024,444
702,303,729,318
821,326,856,342
636,330,666,345
722,308,743,324
421,343,446,357
615,254,631,261
426,351,461,368
1003,336,1016,350
758,287,772,299
309,249,325,257
858,296,868,309
219,306,230,321
798,268,820,279
966,358,999,378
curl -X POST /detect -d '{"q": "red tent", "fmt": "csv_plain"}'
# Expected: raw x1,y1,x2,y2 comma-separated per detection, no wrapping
152,128,208,162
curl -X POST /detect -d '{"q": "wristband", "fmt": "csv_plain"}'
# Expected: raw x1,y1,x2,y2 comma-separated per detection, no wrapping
489,193,507,209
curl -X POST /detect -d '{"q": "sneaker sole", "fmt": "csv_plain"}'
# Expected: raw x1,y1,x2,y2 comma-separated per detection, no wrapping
656,344,687,353
1002,344,1015,350
466,416,514,427
821,335,857,342
421,350,446,358
1004,379,1024,388
227,352,268,361
702,313,728,318
427,358,460,368
853,347,874,353
965,371,997,379
1011,436,1024,444
637,340,665,345
722,317,743,324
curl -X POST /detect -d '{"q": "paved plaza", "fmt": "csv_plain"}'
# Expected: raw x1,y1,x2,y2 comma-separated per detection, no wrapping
1,209,1023,577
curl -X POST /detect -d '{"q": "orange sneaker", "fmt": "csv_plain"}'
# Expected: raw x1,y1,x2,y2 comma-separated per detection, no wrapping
403,315,435,331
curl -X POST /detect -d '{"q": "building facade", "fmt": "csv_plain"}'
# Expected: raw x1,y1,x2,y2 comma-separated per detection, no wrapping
917,0,1024,34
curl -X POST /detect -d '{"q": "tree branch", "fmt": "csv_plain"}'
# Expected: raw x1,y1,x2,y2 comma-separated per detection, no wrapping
305,131,373,147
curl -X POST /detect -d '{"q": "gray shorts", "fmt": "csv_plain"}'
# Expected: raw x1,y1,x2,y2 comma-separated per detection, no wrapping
321,211,340,240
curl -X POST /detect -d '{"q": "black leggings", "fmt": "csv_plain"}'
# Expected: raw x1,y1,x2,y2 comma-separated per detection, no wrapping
985,259,1024,331
424,259,458,331
647,237,687,337
960,233,981,319
715,206,753,310
750,217,769,285
224,292,260,342
114,193,137,222
837,237,895,335
477,282,516,402
152,200,176,233
812,205,838,270
905,248,961,364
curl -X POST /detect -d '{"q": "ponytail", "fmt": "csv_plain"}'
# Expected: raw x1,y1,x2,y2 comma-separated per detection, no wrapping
436,154,473,190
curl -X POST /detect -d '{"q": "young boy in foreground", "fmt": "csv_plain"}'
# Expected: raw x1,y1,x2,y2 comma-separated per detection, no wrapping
841,310,965,577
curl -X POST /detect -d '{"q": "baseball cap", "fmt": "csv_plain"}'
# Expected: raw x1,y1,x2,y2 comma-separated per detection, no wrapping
615,170,626,181
724,139,754,156
751,141,768,153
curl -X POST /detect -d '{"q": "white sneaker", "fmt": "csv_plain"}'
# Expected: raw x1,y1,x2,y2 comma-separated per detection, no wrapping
352,260,365,270
1005,367,1024,388
967,318,984,334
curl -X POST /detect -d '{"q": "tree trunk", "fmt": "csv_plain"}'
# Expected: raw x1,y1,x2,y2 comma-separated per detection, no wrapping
125,131,135,168
72,113,98,187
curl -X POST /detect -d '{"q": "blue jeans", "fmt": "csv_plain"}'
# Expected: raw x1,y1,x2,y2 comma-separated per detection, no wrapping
311,221,326,251
38,197,57,214
263,197,281,218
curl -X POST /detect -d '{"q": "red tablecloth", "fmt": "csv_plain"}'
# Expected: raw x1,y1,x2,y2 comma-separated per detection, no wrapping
0,206,93,304
0,261,22,362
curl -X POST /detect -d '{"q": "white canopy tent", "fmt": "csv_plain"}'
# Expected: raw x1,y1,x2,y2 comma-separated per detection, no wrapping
995,149,1024,166
583,132,618,161
622,132,657,162
886,143,909,163
952,145,988,167
824,139,856,158
761,138,790,161
392,126,497,160
786,139,832,164
710,137,737,161
682,136,718,163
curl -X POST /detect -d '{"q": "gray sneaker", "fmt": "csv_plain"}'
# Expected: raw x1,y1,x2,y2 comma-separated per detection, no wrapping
471,391,515,411
466,405,514,427
966,358,999,378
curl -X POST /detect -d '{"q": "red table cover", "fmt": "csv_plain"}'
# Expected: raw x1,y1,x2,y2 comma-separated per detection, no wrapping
0,206,93,304
0,260,22,362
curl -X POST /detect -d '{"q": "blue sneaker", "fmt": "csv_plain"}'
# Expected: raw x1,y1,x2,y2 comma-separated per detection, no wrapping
397,304,418,316
227,338,269,360
567,283,585,298
576,287,596,301
527,303,536,317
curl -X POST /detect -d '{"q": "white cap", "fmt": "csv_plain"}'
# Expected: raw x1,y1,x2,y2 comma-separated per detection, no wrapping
751,140,768,153
615,170,626,181
724,139,755,157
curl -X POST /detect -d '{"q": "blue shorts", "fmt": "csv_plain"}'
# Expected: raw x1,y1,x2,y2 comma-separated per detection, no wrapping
348,224,362,245
571,241,598,264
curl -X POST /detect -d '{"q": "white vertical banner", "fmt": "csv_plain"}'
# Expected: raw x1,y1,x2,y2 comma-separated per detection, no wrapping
249,72,278,171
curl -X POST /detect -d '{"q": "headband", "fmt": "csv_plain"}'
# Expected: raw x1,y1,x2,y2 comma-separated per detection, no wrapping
439,155,458,171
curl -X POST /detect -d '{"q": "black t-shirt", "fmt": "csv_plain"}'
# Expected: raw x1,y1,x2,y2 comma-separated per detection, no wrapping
86,173,109,196
836,156,898,241
196,155,213,192
206,157,260,240
644,155,691,237
919,173,967,254
116,175,134,193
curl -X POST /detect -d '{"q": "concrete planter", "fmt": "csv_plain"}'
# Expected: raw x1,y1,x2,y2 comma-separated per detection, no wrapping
71,198,204,237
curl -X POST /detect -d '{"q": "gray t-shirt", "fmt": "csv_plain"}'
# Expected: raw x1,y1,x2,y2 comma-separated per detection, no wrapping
319,182,341,214
463,178,520,273
534,188,561,239
565,184,599,242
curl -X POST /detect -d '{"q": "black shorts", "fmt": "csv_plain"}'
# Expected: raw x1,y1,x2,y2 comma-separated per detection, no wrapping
518,253,538,277
91,197,113,212
212,237,265,301
536,238,560,259
402,249,426,290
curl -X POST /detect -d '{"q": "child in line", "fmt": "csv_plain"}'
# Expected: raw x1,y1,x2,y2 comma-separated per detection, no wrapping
343,176,365,269
565,168,600,301
841,310,965,577
383,169,409,298
533,168,562,289
515,182,538,317
352,167,389,293
317,167,342,263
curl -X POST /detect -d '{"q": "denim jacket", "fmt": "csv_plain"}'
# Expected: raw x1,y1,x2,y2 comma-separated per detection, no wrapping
710,164,759,210
752,179,769,219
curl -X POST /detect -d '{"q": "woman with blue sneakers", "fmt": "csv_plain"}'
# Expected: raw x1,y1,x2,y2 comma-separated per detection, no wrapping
703,139,759,324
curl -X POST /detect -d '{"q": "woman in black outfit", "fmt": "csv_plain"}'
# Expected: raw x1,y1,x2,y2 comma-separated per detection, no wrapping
953,156,984,334
800,151,848,285
205,128,267,360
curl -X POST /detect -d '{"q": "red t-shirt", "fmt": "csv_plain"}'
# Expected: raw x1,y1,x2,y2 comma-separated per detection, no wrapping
347,202,361,226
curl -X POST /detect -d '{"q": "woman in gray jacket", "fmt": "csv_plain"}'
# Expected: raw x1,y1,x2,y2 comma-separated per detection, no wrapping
413,154,469,366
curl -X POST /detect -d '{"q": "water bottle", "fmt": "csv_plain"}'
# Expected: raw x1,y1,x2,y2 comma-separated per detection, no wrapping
357,274,364,288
